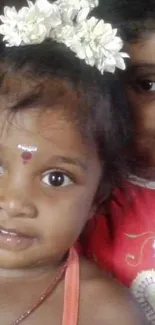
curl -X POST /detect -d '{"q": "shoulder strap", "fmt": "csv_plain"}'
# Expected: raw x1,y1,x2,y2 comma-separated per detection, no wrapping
62,247,80,325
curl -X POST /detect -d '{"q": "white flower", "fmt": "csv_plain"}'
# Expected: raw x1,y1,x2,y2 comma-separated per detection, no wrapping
0,6,29,46
0,0,129,73
50,24,76,47
22,0,62,45
57,0,98,22
69,17,129,73
0,0,62,46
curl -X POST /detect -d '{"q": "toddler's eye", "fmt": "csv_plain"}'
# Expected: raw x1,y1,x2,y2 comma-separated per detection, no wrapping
136,80,155,92
42,171,73,187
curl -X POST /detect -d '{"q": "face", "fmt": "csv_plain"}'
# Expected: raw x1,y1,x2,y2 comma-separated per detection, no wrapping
124,33,155,178
0,105,101,269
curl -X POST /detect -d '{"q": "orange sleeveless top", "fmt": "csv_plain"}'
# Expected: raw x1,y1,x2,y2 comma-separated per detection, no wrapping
62,247,80,325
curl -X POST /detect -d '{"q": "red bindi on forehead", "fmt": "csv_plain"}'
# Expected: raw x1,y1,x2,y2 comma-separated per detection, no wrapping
21,151,33,164
17,144,38,165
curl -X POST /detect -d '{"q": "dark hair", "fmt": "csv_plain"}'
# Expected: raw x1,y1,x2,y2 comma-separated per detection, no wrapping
0,1,132,204
95,0,155,43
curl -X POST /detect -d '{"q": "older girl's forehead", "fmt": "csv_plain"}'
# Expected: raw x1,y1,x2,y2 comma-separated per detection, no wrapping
126,34,155,64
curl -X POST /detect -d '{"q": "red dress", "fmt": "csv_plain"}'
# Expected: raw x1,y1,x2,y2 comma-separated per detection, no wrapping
83,176,155,324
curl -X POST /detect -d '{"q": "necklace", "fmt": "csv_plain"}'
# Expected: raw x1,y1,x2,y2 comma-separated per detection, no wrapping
8,260,68,325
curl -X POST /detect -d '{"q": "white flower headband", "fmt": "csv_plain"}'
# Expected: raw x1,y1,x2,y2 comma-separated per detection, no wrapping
0,0,129,74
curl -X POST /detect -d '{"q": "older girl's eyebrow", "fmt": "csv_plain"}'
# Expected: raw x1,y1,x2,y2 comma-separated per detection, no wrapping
127,63,155,73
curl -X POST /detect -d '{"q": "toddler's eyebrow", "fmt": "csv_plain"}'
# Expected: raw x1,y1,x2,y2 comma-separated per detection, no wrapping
46,155,88,172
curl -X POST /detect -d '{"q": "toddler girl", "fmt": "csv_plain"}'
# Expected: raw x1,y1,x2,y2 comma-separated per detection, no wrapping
0,0,147,324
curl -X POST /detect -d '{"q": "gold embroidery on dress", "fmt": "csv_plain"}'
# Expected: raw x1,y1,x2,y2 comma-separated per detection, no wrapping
124,232,155,267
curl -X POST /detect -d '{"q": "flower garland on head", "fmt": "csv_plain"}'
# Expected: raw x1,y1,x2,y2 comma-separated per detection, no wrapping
0,0,129,73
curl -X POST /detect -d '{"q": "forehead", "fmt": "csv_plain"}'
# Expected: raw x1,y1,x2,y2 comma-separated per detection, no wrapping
126,33,155,64
0,67,88,145
0,68,97,161
0,67,83,110
0,108,91,158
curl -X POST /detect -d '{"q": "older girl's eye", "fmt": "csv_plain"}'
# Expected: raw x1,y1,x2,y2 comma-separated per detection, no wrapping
136,80,155,92
41,171,73,187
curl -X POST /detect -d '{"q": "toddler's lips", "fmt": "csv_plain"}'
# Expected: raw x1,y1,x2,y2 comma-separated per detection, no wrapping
0,228,37,251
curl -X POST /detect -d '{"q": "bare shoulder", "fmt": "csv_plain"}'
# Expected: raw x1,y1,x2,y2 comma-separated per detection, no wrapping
79,258,148,325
